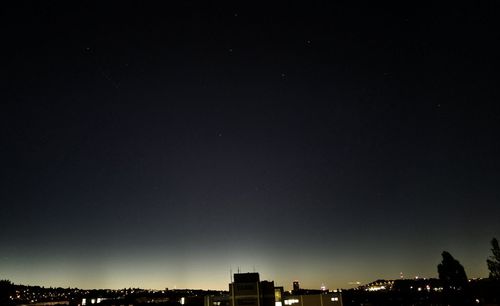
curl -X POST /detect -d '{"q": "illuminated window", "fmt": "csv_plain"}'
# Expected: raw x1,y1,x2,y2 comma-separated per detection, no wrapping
331,297,339,302
284,299,299,305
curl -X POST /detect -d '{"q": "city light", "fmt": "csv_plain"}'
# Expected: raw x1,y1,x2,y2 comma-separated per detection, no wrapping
284,299,299,305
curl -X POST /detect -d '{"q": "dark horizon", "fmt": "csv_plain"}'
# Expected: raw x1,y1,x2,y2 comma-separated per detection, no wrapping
1,2,499,290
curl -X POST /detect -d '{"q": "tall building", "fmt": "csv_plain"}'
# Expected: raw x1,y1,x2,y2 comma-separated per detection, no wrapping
229,273,275,306
292,281,300,294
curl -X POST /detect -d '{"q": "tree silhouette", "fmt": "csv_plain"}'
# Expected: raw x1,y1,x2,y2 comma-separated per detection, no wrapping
487,237,500,279
437,251,468,290
0,279,14,305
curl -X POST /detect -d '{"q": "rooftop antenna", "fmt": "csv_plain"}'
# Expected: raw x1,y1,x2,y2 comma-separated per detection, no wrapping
230,266,233,282
238,266,240,273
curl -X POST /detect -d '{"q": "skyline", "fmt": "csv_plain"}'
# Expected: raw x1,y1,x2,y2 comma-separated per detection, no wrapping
1,2,499,291
2,240,496,290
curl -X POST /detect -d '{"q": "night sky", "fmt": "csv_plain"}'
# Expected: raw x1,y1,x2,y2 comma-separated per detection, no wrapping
1,2,500,290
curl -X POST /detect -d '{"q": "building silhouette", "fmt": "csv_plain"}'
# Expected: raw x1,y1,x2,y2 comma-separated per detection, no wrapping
205,272,343,306
229,273,275,306
292,281,300,295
